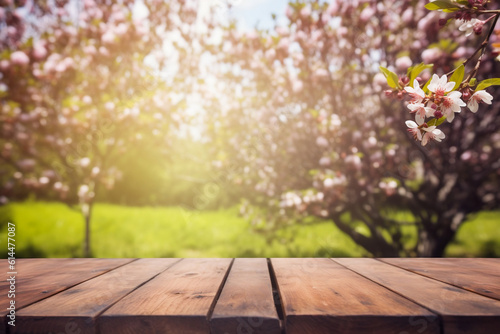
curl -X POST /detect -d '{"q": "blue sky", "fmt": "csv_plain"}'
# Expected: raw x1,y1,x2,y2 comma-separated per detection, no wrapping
228,0,289,30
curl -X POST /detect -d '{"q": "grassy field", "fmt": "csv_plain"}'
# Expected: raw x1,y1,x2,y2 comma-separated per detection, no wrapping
0,201,498,258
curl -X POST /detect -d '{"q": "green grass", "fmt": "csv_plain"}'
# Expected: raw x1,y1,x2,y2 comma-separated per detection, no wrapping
0,201,367,258
0,201,498,258
445,211,500,257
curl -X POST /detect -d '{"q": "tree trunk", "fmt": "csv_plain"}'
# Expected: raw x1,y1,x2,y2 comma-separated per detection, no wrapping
82,202,94,258
417,228,456,257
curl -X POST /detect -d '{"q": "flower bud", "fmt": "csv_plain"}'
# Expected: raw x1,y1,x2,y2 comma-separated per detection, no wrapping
462,88,472,102
473,20,484,35
434,110,443,119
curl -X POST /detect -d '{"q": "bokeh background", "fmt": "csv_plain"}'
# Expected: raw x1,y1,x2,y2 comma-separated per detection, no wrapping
1,0,499,258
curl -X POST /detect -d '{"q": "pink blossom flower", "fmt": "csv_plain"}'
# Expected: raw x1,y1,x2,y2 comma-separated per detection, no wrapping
441,91,465,122
292,80,303,93
428,74,455,96
33,42,47,60
395,56,412,72
10,51,30,66
84,45,97,55
102,30,116,44
319,156,331,166
300,5,311,18
326,1,339,16
407,103,434,125
82,95,92,104
360,6,376,23
404,79,425,103
467,90,493,113
458,19,482,37
0,60,9,70
421,48,441,64
405,120,422,141
316,136,328,147
422,127,445,146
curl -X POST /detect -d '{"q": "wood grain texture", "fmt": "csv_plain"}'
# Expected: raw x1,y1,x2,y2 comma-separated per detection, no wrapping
381,258,500,301
99,258,232,334
13,258,179,334
0,258,132,334
270,258,439,334
210,258,281,334
335,258,500,334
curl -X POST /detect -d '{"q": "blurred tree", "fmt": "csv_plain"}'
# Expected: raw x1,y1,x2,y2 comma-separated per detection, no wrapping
0,0,206,256
210,0,500,256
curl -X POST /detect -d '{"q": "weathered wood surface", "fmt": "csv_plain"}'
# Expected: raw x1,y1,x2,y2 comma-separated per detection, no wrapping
335,258,500,334
210,258,280,334
2,258,500,334
99,258,232,334
0,258,132,334
381,258,500,301
13,258,179,334
271,258,439,334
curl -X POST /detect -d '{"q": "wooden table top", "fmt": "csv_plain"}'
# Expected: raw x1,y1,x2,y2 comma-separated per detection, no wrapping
1,258,499,334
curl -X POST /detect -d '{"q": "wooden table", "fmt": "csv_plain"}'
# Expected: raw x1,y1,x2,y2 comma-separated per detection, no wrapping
1,258,499,334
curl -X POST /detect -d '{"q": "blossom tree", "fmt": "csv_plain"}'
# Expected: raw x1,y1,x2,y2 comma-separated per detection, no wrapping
383,0,500,146
0,0,205,256
210,0,500,256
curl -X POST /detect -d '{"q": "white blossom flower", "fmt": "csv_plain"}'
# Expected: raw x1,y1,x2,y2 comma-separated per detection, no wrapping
428,74,455,96
467,90,493,113
458,18,478,37
407,102,434,125
422,126,445,146
441,91,465,122
404,79,425,103
405,120,422,141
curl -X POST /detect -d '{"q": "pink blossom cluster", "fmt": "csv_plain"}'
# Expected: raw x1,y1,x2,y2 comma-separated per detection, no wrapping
404,74,492,145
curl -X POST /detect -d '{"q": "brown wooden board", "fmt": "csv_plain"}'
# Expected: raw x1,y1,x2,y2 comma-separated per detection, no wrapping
1,258,132,334
98,258,232,334
270,258,439,334
210,258,281,334
12,258,180,334
335,258,500,334
381,258,500,301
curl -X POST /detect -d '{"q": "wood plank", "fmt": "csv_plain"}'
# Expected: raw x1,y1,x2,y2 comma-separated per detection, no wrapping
270,258,439,334
12,258,180,334
381,258,500,301
335,258,500,334
99,258,232,334
210,258,281,334
0,258,132,334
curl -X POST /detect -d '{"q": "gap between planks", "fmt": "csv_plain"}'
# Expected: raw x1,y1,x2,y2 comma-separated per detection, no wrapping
206,258,235,321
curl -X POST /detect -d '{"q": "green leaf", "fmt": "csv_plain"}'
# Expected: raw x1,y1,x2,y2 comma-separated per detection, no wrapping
475,78,500,92
442,7,460,13
379,66,400,89
435,116,447,126
469,78,477,87
425,0,461,11
406,65,414,79
449,64,464,91
410,63,433,84
426,116,446,127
